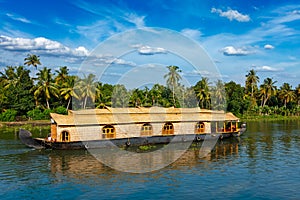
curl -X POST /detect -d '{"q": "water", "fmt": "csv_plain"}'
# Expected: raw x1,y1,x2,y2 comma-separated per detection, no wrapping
0,121,300,200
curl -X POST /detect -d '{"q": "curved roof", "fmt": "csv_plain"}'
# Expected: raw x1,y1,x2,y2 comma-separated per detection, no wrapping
50,107,239,126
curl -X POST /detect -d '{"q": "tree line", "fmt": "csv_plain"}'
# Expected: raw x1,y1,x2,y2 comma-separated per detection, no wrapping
0,54,299,121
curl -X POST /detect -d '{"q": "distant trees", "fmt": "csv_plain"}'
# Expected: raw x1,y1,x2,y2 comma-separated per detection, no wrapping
1,54,300,121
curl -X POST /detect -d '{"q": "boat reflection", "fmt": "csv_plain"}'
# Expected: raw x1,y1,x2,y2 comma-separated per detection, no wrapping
48,139,240,177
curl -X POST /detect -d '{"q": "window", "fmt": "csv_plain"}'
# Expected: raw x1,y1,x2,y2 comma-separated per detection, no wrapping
61,131,70,142
162,122,174,135
102,125,116,139
195,122,205,134
141,123,153,136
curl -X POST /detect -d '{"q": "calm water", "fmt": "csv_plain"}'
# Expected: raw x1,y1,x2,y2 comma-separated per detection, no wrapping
0,121,300,200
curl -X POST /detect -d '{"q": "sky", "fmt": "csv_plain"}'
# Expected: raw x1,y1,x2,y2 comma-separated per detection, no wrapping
0,0,300,88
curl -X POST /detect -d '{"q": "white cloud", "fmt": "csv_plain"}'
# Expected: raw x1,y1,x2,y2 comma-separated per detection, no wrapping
124,13,145,28
6,13,31,24
132,44,167,55
0,35,89,57
255,65,282,72
180,28,203,40
264,44,275,49
74,46,89,56
221,46,253,56
211,8,250,22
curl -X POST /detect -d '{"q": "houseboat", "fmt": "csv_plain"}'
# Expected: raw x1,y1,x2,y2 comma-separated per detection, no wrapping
19,106,246,150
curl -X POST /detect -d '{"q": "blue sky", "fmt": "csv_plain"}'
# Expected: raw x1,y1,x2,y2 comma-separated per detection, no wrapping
0,0,300,88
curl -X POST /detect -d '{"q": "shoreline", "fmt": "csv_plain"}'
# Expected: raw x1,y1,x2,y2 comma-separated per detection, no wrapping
1,115,300,127
0,120,50,127
240,115,300,122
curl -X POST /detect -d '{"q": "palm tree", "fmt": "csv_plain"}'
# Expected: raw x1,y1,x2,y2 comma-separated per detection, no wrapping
245,69,259,107
164,65,182,106
149,84,164,106
0,66,18,89
194,77,211,109
55,66,69,85
259,78,277,107
77,74,97,109
130,88,142,107
34,67,58,109
279,83,296,108
211,80,226,110
60,76,79,110
112,84,129,108
24,54,41,70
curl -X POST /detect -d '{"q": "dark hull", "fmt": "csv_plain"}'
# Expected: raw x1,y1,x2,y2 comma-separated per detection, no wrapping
20,128,247,150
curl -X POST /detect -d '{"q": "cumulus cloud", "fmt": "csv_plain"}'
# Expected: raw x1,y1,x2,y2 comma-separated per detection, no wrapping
221,46,253,56
264,44,275,49
132,44,167,55
255,65,283,72
211,8,250,22
0,35,89,57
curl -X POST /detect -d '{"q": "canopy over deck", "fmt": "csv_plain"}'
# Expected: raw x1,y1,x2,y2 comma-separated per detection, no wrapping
50,107,239,126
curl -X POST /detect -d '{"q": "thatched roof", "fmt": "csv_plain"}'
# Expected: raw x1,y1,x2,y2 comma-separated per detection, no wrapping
50,107,239,126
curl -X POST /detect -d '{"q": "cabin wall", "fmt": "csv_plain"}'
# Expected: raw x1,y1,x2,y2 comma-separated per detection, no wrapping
55,121,214,142
204,122,211,133
56,126,102,142
51,124,57,140
173,122,194,135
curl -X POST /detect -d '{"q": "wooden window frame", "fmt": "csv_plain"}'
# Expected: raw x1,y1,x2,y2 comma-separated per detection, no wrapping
162,122,174,135
102,125,116,139
141,123,153,136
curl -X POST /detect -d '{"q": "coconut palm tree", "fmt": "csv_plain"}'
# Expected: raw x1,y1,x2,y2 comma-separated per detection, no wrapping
164,65,182,106
0,66,18,89
112,84,129,108
77,74,97,109
55,66,69,85
245,69,259,97
194,77,211,109
60,76,79,110
34,67,58,109
149,84,164,106
259,78,277,107
129,88,142,107
211,80,226,110
245,69,259,107
24,54,41,70
278,83,296,108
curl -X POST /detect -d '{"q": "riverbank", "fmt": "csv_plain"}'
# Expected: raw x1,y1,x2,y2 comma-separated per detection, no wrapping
0,120,50,127
240,115,300,122
1,115,299,127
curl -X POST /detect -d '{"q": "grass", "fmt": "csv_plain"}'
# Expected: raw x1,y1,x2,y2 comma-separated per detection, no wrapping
0,120,50,127
240,114,300,122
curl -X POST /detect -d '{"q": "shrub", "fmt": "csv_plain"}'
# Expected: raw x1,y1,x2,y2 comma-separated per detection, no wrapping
54,106,67,115
42,109,53,119
27,109,45,120
0,109,18,122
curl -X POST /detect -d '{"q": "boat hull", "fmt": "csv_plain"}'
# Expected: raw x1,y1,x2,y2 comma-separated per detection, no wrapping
19,123,247,150
31,130,245,150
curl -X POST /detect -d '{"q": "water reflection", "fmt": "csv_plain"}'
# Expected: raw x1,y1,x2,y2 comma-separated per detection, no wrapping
1,121,300,200
47,139,240,178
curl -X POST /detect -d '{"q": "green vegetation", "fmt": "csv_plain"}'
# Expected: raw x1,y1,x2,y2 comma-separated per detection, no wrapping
1,55,300,122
